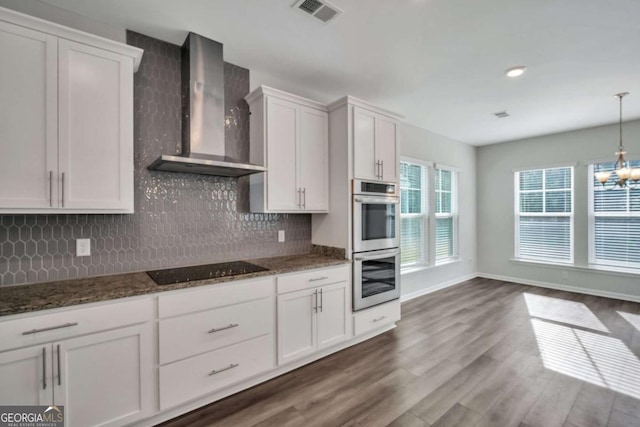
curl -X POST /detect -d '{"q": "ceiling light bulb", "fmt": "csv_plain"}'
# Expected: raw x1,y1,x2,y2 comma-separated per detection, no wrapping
595,171,612,184
505,66,527,78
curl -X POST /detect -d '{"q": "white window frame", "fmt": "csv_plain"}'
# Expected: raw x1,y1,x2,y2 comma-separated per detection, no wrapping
514,166,575,264
588,162,640,271
400,157,432,267
434,164,459,265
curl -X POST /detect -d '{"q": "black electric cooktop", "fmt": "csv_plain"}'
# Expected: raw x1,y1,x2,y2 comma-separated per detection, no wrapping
147,261,269,285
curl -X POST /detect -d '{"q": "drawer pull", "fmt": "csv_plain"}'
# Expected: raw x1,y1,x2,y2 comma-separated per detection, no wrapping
208,363,239,376
373,316,387,323
23,322,79,335
309,276,328,282
208,323,239,334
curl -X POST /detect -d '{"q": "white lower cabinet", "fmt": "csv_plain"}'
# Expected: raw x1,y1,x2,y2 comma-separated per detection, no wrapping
0,298,153,427
157,282,276,410
0,344,51,405
353,300,401,336
159,334,274,410
277,266,351,366
55,324,153,427
1,264,399,426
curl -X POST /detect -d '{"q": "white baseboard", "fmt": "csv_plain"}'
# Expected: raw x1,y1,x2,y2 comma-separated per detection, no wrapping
400,273,478,302
477,272,640,303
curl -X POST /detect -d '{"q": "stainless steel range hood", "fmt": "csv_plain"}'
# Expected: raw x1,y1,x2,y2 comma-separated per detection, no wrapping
148,33,266,177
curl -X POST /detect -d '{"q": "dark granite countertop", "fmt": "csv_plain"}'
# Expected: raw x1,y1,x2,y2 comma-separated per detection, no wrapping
0,251,349,317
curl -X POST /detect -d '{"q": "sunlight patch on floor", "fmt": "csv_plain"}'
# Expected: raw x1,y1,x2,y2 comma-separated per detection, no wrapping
618,311,640,331
524,293,609,333
531,318,640,399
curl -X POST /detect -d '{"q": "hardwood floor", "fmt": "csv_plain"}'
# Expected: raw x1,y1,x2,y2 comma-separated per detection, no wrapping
158,278,640,427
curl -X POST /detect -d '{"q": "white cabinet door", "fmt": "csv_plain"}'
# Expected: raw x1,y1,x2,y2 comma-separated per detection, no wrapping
266,96,299,211
0,344,51,405
353,107,377,181
298,107,328,212
317,282,350,351
0,22,58,209
376,116,398,183
54,324,152,427
277,288,317,365
58,39,134,212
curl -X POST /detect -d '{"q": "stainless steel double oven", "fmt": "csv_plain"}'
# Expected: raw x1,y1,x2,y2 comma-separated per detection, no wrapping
352,179,401,311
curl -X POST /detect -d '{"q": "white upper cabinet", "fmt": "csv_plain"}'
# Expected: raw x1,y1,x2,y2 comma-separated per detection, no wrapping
0,7,142,214
0,21,57,209
58,40,134,211
353,106,399,183
246,86,329,213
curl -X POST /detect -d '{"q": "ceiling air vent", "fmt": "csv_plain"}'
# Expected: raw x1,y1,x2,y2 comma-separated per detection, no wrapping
493,111,510,118
293,0,343,23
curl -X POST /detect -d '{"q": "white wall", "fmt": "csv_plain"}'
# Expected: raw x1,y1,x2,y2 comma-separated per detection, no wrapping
0,0,125,42
477,119,640,300
400,123,477,299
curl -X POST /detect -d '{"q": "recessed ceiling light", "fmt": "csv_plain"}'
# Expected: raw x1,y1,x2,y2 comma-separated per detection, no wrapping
505,66,527,78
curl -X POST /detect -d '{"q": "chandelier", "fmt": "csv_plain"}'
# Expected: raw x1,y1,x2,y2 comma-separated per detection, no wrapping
594,92,640,189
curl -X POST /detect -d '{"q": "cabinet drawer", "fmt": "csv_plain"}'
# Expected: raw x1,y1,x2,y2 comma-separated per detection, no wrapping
353,300,401,336
0,297,153,352
159,297,274,365
158,277,274,318
277,265,349,294
159,334,275,410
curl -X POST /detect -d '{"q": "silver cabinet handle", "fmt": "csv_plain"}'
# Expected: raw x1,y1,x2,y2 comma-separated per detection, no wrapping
375,161,380,179
313,289,318,313
297,188,301,208
208,363,239,376
303,188,306,209
49,171,53,207
381,161,384,180
42,347,47,390
373,316,387,323
207,323,239,334
319,288,323,313
57,344,61,386
61,172,65,207
309,276,328,282
23,322,78,335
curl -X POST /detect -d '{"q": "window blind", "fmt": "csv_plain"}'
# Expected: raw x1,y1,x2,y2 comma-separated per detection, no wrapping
516,167,573,263
435,168,457,262
400,161,428,266
590,161,640,269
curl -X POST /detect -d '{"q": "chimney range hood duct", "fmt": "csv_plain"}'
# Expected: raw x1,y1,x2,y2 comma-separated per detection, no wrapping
148,32,266,177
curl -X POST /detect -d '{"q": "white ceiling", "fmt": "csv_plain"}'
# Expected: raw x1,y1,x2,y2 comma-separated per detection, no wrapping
39,0,640,146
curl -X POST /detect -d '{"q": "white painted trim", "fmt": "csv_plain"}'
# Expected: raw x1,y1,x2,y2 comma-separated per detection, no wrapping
511,161,578,173
245,85,326,111
400,156,433,168
0,5,143,70
509,257,640,279
477,272,640,303
327,95,403,119
434,163,460,173
400,273,477,302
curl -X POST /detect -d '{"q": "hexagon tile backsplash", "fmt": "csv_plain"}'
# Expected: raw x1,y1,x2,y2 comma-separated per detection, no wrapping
0,31,311,287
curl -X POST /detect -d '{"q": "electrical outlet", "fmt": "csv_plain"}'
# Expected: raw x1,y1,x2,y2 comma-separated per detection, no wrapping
278,230,285,243
76,239,91,257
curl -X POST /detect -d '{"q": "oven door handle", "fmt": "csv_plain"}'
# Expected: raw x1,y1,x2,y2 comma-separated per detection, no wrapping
354,197,399,204
354,248,400,261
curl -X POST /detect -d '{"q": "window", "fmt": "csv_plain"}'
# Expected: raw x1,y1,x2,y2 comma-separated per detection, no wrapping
435,168,458,263
400,161,428,266
515,167,574,263
589,160,640,270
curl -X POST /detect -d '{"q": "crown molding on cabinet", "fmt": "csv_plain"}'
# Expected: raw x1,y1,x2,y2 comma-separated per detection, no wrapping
0,6,143,71
327,95,403,120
